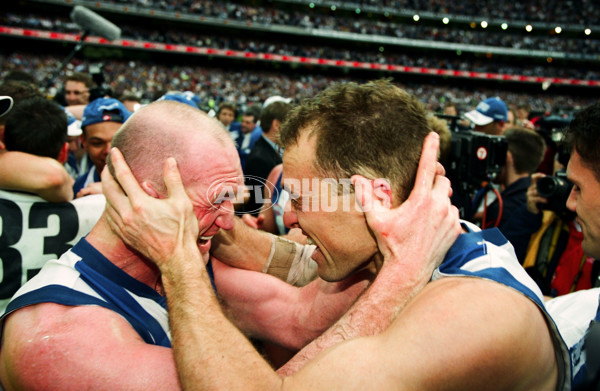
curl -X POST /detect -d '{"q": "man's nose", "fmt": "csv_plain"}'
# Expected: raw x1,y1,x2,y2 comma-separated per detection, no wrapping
566,187,577,212
216,203,235,230
283,200,299,229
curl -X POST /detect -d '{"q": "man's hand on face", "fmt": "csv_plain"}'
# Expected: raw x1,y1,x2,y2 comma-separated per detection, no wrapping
101,147,202,269
351,132,461,281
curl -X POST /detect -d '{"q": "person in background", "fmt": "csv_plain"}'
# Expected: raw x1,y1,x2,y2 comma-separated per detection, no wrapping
63,72,94,107
0,96,104,314
243,101,292,216
464,96,508,136
73,97,131,198
474,127,546,230
236,105,263,171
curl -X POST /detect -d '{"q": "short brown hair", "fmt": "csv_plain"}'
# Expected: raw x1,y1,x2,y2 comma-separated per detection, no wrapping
66,72,95,89
504,127,546,174
280,79,429,202
261,101,291,135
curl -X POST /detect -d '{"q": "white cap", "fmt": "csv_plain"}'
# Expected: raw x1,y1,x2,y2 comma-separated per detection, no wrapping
67,119,83,137
263,95,292,108
0,96,14,117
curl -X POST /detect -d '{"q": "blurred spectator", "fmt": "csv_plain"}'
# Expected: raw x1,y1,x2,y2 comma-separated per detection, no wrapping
243,100,292,215
120,93,143,112
477,127,547,230
217,101,239,132
464,97,509,136
236,104,263,171
0,96,104,313
63,72,94,106
73,97,131,198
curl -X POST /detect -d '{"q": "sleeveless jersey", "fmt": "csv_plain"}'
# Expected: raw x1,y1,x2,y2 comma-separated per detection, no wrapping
546,288,600,390
2,238,172,347
433,222,571,390
0,190,105,314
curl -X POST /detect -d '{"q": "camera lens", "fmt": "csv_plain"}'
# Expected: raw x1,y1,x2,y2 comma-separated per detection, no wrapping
537,176,559,198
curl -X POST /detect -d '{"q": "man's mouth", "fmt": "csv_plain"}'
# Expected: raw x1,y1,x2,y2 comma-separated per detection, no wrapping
197,236,214,253
306,237,321,259
199,235,213,244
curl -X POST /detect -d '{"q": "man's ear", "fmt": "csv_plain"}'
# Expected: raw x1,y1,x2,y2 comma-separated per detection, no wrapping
371,178,392,209
506,150,514,167
0,124,5,143
141,181,160,198
271,119,281,133
57,142,69,164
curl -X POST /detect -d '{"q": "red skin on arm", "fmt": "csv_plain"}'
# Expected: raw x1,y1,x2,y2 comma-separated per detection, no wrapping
0,303,180,390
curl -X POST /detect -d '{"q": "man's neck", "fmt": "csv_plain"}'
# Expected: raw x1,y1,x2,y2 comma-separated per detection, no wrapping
86,214,163,293
506,168,529,188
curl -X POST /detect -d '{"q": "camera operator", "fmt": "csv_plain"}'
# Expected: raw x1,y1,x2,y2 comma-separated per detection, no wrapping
472,127,546,230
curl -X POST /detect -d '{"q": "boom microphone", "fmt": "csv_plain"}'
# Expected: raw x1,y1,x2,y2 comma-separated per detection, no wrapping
70,5,121,41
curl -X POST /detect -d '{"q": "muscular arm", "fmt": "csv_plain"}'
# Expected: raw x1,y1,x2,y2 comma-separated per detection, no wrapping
213,259,370,350
0,150,74,202
0,303,179,390
211,216,273,272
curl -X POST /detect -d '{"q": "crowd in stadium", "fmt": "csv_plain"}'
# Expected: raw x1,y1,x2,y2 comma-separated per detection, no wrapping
107,0,600,25
3,10,600,83
1,51,595,114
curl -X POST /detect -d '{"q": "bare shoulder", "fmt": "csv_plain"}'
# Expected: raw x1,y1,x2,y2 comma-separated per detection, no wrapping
286,277,560,391
385,277,559,390
0,303,178,390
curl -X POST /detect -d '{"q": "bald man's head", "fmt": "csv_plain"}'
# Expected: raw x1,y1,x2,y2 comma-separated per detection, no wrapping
108,101,237,196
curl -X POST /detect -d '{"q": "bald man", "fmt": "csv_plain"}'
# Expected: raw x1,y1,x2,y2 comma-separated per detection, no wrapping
0,101,245,389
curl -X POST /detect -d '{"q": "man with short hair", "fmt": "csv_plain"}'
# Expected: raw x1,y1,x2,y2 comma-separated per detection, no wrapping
244,101,291,215
0,97,104,314
0,83,74,202
64,72,94,106
464,96,508,135
98,80,569,390
73,97,131,197
540,102,600,390
0,101,240,389
475,127,547,229
235,105,263,171
216,101,238,131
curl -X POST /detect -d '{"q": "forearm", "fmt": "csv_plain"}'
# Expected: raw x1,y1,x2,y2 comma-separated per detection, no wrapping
278,258,432,375
161,246,282,390
211,216,274,271
215,259,369,351
0,151,73,201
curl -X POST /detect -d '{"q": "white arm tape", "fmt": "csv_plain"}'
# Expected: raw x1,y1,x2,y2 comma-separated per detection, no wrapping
262,235,318,287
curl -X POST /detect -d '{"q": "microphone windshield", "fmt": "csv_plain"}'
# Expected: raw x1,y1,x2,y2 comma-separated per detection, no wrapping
70,5,121,41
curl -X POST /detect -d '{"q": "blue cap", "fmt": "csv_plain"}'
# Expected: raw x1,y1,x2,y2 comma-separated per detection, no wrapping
81,98,132,128
464,97,508,126
157,91,201,109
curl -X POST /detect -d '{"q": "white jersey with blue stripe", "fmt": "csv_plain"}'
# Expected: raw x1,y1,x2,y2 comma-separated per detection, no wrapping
1,238,171,347
434,221,571,390
546,287,600,390
0,190,105,314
